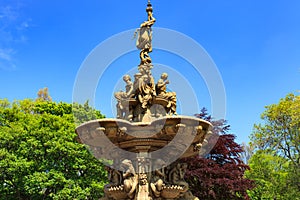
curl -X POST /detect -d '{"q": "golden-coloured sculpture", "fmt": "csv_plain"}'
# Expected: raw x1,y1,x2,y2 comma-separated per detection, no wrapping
114,0,179,122
156,73,177,115
115,75,134,120
136,1,156,65
169,163,189,193
122,159,138,199
102,157,200,200
107,166,122,187
150,159,166,197
78,1,212,200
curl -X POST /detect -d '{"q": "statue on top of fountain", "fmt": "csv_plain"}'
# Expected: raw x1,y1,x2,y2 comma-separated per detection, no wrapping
135,0,156,65
114,70,177,122
115,1,177,122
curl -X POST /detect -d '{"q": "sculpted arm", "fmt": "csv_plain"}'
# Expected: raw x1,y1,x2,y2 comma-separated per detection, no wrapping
126,83,134,97
156,79,165,89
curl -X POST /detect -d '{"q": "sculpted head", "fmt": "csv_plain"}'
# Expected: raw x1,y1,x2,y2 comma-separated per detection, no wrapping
123,75,131,82
161,73,168,80
134,73,142,79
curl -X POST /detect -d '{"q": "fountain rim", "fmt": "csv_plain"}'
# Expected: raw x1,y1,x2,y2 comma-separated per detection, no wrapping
75,115,213,130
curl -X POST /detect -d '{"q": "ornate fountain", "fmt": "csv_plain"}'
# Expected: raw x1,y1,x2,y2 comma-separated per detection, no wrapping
75,1,212,199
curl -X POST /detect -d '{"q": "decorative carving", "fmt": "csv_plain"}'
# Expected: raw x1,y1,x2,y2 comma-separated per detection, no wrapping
136,65,156,110
104,165,127,200
150,159,166,198
132,64,156,122
118,127,127,136
135,1,156,65
77,0,211,199
156,73,177,115
121,159,138,199
78,117,211,199
115,16,178,122
175,123,186,134
168,163,189,193
107,166,122,187
125,71,178,122
115,75,134,121
193,143,203,152
165,162,199,200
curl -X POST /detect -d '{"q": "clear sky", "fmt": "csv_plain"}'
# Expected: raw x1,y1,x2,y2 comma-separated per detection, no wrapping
1,0,299,144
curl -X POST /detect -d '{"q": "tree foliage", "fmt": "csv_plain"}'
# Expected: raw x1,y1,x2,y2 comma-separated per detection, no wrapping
0,99,106,199
247,93,300,199
245,150,299,200
72,100,104,126
250,93,299,168
184,108,254,200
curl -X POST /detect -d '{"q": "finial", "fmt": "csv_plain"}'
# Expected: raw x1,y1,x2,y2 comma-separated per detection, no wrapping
146,0,153,13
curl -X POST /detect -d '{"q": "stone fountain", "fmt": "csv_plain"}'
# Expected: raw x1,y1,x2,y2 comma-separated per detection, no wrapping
75,1,212,199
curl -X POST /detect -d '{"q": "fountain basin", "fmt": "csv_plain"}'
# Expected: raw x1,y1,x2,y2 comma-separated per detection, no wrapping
76,116,212,161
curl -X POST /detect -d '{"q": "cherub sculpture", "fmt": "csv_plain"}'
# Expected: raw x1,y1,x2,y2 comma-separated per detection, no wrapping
121,159,138,199
106,166,122,187
169,163,189,193
114,75,134,120
150,159,166,197
156,73,177,115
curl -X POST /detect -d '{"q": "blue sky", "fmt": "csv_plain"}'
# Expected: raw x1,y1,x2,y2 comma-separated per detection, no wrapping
0,0,299,144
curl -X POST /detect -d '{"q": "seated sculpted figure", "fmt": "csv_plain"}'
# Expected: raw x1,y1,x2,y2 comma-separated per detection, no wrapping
169,163,189,193
156,73,177,115
121,159,138,199
169,163,199,200
106,166,122,187
150,159,166,197
114,75,134,120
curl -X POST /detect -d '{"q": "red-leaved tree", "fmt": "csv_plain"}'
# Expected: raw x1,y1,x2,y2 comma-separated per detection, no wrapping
183,108,254,199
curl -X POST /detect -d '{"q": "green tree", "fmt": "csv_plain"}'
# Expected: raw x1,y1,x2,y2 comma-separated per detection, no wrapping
72,101,104,126
247,93,300,199
245,150,298,200
250,94,299,168
0,99,106,199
